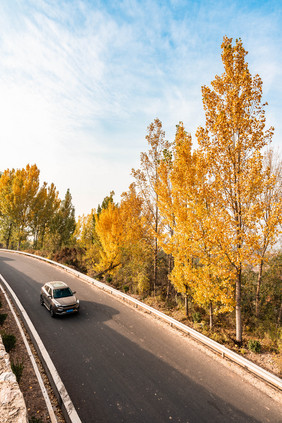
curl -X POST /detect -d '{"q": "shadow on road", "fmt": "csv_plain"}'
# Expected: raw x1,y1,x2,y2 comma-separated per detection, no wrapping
0,251,279,423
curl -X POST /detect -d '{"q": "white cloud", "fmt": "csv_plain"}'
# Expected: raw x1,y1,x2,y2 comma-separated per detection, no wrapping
0,0,281,217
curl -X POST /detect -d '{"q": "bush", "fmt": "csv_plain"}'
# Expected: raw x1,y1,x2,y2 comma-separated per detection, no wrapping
0,313,8,325
11,361,24,383
248,339,262,353
29,418,43,423
2,333,16,352
192,312,202,323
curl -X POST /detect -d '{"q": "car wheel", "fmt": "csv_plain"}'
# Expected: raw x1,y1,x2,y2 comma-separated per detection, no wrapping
50,306,55,318
40,295,44,306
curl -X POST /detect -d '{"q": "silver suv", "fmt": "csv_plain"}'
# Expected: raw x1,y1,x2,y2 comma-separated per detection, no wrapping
40,281,80,317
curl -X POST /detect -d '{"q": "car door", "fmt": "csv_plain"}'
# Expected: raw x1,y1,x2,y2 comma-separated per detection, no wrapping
45,286,52,309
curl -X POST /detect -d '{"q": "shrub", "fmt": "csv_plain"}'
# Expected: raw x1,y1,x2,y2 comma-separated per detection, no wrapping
2,333,16,352
192,312,202,323
29,418,43,423
248,339,262,353
11,361,24,383
0,313,8,325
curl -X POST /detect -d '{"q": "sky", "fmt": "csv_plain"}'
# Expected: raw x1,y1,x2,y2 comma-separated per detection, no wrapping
0,0,281,217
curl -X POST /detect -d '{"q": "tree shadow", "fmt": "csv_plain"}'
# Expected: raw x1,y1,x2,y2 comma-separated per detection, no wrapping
0,252,279,423
36,299,265,423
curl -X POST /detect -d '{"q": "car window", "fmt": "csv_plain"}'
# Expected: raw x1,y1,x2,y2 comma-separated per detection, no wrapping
53,288,73,299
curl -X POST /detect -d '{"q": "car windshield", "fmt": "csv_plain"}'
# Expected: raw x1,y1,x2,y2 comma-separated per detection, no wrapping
53,288,73,298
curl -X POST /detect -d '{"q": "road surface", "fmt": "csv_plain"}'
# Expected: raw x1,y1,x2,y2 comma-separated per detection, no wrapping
0,251,281,423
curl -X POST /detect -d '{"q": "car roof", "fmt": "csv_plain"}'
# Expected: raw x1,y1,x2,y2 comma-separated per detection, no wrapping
45,281,69,289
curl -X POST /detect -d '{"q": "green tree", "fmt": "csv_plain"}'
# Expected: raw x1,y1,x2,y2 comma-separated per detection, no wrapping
29,182,60,249
49,189,76,250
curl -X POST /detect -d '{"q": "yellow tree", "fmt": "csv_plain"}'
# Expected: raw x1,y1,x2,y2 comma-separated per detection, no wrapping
12,164,41,248
0,169,16,248
157,123,234,323
118,183,151,293
93,186,151,292
254,149,282,317
132,118,171,295
196,37,274,343
157,122,195,314
94,202,124,276
29,182,61,249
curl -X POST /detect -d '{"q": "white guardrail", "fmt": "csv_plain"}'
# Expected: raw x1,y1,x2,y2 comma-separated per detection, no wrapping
1,249,282,394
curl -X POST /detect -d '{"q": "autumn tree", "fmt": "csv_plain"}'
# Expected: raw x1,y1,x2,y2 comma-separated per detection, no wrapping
94,201,124,276
97,191,115,215
29,182,60,249
92,186,151,292
117,184,151,294
0,164,42,249
49,189,76,249
196,37,274,343
0,169,16,248
157,123,234,324
254,149,282,317
132,118,171,295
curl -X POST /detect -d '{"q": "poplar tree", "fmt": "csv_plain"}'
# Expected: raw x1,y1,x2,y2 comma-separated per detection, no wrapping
196,37,274,343
157,123,234,322
132,118,171,295
254,150,282,317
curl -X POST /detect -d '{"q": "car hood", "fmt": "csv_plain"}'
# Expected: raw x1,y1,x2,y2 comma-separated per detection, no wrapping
56,295,77,306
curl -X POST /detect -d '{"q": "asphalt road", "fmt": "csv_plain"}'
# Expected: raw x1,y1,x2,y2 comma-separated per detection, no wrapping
0,251,281,423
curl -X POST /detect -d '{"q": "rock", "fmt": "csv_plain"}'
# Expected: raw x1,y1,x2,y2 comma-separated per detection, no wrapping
0,337,28,423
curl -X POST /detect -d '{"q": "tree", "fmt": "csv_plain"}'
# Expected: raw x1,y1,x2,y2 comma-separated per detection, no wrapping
254,149,282,317
49,189,76,250
9,164,40,249
157,122,234,323
0,169,16,248
196,37,274,343
132,118,171,295
97,191,115,215
29,182,60,249
94,201,124,276
118,184,151,293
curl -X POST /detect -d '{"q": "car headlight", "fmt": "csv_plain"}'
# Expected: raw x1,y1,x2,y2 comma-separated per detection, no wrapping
57,307,63,312
76,299,80,304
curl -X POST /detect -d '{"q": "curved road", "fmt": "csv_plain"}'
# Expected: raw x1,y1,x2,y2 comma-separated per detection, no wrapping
0,251,281,423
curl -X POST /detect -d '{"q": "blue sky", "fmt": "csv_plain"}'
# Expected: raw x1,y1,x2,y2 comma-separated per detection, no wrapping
0,0,281,216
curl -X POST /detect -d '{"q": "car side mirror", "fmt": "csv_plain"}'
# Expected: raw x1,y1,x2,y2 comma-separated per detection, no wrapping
72,291,76,294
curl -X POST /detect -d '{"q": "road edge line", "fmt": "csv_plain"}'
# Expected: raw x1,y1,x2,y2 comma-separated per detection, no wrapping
0,276,57,423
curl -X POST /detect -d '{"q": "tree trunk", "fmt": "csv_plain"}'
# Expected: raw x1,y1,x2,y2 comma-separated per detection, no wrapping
5,223,12,249
153,236,158,296
166,253,174,300
255,258,264,318
278,302,282,325
209,302,213,330
235,267,242,344
184,293,189,318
